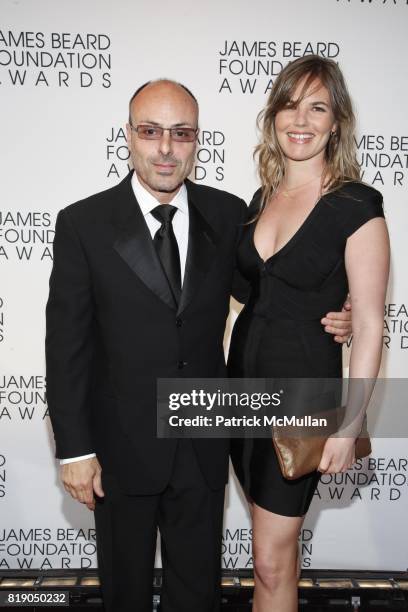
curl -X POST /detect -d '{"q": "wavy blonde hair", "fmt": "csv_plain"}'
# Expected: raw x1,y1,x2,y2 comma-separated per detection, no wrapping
255,55,361,213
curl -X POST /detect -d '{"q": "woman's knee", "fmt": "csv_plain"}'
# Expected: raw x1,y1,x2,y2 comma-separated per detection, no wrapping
253,551,297,591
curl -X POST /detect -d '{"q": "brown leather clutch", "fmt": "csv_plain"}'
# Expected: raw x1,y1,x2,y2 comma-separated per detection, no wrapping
272,419,371,480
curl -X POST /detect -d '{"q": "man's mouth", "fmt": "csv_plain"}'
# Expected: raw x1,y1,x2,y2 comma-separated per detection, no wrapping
153,162,177,173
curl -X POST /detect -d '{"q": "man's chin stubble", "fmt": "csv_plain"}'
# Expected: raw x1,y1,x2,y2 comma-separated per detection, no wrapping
153,181,183,193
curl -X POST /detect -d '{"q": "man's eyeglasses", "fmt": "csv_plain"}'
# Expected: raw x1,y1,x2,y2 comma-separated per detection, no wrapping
129,121,198,143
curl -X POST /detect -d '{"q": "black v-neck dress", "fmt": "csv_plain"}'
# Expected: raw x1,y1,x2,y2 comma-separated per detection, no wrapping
228,181,384,517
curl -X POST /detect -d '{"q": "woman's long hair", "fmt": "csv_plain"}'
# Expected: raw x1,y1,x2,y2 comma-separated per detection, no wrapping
255,55,361,213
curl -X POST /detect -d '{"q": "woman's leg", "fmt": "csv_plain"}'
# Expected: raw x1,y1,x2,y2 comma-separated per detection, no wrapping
252,503,304,612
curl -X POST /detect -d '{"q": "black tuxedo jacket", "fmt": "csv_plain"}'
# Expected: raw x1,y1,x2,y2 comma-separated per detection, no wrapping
46,172,247,494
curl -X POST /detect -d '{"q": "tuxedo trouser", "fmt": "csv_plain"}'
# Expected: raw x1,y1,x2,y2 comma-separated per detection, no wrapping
94,440,225,612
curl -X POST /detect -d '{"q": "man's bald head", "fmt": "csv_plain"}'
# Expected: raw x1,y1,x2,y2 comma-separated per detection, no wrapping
129,79,198,123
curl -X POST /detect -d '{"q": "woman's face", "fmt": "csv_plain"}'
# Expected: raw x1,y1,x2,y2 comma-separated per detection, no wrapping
274,76,337,165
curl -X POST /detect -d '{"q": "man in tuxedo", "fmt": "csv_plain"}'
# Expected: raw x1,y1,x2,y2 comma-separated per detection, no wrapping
46,79,351,612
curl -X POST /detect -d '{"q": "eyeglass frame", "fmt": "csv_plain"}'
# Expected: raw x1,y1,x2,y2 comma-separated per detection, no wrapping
128,119,199,142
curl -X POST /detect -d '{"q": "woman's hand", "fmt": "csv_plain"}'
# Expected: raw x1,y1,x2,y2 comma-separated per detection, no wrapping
318,437,357,474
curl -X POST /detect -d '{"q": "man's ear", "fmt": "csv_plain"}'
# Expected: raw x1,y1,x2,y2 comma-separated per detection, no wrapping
126,123,132,148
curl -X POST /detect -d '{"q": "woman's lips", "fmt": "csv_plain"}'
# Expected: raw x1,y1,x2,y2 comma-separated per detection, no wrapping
287,132,314,144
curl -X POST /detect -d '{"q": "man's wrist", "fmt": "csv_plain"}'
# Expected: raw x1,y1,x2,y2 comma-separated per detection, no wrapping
60,453,96,465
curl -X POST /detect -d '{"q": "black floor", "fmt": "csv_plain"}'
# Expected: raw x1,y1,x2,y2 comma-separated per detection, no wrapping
0,569,407,610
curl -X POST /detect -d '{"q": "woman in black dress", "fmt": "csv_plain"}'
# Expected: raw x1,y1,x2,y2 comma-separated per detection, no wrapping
229,56,389,611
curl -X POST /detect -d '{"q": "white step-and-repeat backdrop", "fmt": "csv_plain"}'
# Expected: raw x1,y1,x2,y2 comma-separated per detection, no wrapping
1,0,407,572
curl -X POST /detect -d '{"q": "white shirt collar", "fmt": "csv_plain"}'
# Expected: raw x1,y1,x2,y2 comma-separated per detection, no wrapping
131,171,188,216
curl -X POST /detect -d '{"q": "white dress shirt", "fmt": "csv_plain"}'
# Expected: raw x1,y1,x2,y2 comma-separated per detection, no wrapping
60,173,190,465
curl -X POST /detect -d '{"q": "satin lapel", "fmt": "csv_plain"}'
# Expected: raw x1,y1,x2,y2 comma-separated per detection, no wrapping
178,189,218,316
112,174,177,311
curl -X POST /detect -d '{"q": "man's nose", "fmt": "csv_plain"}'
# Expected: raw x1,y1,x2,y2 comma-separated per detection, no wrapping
158,129,173,156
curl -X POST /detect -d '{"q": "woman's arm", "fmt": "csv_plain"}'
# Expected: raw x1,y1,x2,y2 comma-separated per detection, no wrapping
345,217,390,377
318,216,390,474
